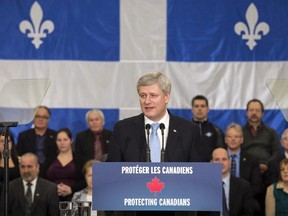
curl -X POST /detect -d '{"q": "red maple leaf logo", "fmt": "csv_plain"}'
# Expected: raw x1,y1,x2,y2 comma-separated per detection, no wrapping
147,177,165,196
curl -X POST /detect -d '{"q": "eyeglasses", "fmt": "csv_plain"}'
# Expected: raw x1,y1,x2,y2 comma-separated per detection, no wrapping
226,135,242,139
282,137,288,141
35,115,49,120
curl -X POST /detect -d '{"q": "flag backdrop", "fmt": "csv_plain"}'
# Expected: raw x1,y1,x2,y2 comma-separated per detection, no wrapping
0,0,288,141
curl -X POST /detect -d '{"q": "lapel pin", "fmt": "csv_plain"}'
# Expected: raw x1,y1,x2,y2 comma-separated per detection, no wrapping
173,129,177,133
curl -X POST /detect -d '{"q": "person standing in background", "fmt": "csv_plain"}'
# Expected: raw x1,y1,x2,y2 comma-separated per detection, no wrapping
17,106,57,168
75,109,112,162
191,95,224,161
242,98,281,215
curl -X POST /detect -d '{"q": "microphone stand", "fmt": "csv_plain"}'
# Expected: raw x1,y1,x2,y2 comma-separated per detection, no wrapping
145,124,151,162
160,123,165,162
0,121,18,216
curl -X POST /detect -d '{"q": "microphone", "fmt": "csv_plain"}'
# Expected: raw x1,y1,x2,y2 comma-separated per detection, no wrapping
145,124,151,162
159,123,165,162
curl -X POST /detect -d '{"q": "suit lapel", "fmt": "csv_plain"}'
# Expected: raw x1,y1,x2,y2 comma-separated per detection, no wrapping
30,179,41,215
133,114,146,161
17,179,26,212
229,176,237,213
165,114,183,161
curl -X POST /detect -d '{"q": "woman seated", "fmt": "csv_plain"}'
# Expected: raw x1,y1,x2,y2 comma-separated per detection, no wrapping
266,158,288,216
41,128,86,201
72,159,107,216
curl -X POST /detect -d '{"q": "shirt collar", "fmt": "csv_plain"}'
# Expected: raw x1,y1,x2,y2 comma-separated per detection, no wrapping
145,109,169,125
23,177,37,186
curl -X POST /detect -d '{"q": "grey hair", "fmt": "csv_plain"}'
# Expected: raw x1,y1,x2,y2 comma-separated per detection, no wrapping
225,122,243,136
20,152,39,165
137,72,171,95
85,109,105,124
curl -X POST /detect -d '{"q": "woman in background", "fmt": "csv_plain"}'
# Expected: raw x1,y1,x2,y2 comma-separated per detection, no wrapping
266,158,288,216
42,128,86,201
0,130,20,192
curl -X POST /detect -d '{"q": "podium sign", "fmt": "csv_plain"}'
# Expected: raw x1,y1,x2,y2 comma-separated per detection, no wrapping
93,162,222,211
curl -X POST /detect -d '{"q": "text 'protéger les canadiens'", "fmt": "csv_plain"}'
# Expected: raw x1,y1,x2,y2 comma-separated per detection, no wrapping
121,166,193,175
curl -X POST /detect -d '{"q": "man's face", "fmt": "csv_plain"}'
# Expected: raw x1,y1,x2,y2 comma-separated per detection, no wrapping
246,101,263,124
138,83,170,122
211,148,231,177
281,131,288,153
88,112,104,133
192,99,208,122
20,155,39,182
225,128,243,151
34,107,50,130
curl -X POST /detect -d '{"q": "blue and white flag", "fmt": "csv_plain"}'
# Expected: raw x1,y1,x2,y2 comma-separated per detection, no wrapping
0,0,287,140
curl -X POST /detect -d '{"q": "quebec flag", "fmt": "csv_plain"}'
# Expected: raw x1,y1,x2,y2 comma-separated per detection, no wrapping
0,0,288,140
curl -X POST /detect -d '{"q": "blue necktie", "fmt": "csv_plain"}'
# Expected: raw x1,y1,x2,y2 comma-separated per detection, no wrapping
230,154,236,176
150,123,160,162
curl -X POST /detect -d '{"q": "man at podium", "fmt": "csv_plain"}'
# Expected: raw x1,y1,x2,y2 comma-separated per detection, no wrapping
107,71,205,216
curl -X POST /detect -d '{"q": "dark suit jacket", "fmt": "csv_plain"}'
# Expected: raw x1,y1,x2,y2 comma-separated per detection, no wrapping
107,113,205,162
3,177,59,216
16,128,57,161
265,153,286,186
239,152,263,196
198,176,254,216
75,128,112,161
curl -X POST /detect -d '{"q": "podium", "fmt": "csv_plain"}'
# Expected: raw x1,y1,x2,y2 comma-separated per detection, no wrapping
92,162,222,212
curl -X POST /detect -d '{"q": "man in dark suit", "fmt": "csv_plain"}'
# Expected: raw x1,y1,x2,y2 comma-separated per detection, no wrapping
225,123,263,215
3,153,59,216
107,72,204,216
266,128,288,186
17,106,57,166
75,109,112,161
198,148,254,216
225,123,263,196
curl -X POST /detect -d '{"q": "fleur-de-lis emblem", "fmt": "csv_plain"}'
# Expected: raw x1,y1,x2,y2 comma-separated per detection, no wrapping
234,3,269,50
19,1,54,49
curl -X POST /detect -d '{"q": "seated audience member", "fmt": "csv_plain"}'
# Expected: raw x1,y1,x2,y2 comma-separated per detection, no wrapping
265,158,288,216
198,148,254,216
72,159,108,216
191,95,224,161
75,109,112,161
266,128,288,186
0,131,20,186
17,106,57,166
41,128,86,201
2,152,59,216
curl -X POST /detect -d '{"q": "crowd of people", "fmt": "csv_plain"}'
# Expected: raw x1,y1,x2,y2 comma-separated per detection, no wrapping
0,71,287,216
